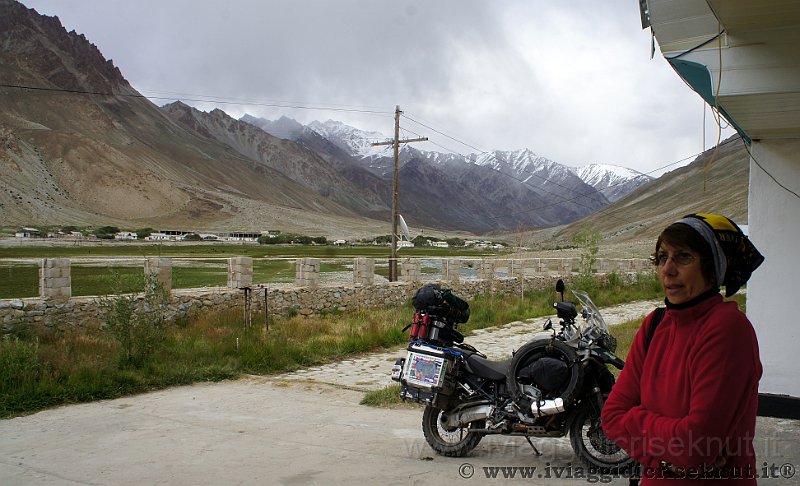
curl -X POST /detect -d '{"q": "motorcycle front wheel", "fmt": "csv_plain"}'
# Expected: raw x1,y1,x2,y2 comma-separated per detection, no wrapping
422,405,484,457
570,406,634,473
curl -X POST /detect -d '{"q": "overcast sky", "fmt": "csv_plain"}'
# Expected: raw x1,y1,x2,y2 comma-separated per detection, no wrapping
22,0,736,176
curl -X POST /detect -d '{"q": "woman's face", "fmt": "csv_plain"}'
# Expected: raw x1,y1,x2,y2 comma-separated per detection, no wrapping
657,242,714,305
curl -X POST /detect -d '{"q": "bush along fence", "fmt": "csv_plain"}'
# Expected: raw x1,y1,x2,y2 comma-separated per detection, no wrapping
0,257,652,332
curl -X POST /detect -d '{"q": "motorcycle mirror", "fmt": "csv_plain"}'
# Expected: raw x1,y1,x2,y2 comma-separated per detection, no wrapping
543,318,553,331
555,279,565,302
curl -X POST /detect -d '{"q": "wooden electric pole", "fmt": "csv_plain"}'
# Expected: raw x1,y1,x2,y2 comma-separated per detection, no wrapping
371,105,427,281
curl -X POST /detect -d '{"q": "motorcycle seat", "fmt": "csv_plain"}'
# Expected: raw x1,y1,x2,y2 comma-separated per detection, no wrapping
465,353,509,381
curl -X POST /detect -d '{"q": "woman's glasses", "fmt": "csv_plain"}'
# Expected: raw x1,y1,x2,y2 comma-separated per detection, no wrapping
655,251,697,266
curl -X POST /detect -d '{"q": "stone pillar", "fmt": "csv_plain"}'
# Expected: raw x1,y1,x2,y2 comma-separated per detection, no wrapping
400,258,421,283
353,258,375,285
227,257,253,288
444,259,460,283
143,257,173,293
478,259,495,281
39,258,71,301
508,259,524,278
295,258,320,288
558,258,573,276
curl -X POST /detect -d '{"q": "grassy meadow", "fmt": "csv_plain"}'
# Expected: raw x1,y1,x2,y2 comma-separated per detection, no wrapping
0,273,663,418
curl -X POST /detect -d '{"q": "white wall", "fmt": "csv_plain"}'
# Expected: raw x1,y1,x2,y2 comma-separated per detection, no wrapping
747,139,800,397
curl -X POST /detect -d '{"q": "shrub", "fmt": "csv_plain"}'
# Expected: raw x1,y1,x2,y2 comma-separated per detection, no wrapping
99,276,168,368
95,226,120,239
0,336,40,392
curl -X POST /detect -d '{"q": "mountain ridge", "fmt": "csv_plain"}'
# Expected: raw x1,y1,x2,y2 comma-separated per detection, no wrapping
0,0,748,241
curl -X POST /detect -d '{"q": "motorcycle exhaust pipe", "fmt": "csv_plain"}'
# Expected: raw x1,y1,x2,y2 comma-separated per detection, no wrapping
441,404,492,428
531,397,565,417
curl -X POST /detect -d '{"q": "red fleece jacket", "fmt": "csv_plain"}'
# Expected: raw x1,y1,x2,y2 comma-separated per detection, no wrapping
602,293,761,484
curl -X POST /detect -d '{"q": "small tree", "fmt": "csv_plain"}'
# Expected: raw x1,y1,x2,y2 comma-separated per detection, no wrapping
136,228,153,239
572,228,601,294
446,237,464,247
95,226,120,239
573,228,601,275
99,275,168,368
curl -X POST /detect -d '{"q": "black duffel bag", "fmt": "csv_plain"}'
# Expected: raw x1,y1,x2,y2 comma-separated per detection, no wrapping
411,284,470,324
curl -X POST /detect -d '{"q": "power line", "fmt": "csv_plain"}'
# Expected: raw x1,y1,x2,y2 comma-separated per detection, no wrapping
0,83,394,115
743,142,800,200
395,113,748,224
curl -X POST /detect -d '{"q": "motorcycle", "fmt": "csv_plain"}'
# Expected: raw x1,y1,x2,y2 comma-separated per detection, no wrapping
391,280,634,472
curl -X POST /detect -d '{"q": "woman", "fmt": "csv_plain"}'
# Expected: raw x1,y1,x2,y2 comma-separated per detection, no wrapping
602,213,764,484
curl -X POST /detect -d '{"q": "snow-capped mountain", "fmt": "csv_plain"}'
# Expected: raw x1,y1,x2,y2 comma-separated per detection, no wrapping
307,120,390,158
573,164,653,202
239,114,651,231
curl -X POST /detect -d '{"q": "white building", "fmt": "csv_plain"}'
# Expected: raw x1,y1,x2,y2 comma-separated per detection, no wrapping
15,227,39,238
114,232,138,240
641,0,800,405
145,232,171,241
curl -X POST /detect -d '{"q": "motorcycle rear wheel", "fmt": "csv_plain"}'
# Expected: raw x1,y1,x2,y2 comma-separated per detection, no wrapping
422,405,484,457
569,406,634,473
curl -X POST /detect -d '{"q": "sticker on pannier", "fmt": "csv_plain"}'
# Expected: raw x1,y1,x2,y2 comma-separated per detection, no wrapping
403,351,447,388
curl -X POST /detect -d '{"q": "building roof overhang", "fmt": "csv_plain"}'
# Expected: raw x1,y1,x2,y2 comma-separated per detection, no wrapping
641,0,800,142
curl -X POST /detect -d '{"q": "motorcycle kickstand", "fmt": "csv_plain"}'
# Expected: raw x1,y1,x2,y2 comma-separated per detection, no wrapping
524,436,542,456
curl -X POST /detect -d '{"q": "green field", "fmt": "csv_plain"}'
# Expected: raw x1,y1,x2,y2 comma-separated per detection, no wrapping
0,244,497,298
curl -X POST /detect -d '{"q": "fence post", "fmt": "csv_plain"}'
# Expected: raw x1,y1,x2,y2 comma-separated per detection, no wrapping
353,258,375,285
478,259,495,281
559,258,572,276
227,257,252,289
400,258,421,283
295,258,319,288
508,259,524,278
444,258,461,283
39,258,71,301
144,257,173,293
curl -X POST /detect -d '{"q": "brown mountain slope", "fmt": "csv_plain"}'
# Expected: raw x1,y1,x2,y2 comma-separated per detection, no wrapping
0,0,372,232
161,102,391,218
521,137,749,251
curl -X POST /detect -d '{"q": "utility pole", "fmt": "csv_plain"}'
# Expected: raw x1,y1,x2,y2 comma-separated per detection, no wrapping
371,105,427,281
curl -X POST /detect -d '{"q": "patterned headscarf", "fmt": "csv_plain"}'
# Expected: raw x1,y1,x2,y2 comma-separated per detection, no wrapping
675,213,765,297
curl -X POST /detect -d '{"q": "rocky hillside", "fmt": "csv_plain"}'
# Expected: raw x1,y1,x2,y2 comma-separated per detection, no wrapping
0,0,749,240
0,0,379,235
161,103,390,218
246,115,617,231
526,136,749,249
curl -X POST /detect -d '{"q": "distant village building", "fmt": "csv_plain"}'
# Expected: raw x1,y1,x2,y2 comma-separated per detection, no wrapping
333,239,347,246
217,232,260,242
430,241,449,248
114,231,138,240
397,241,414,248
15,227,40,238
145,232,171,241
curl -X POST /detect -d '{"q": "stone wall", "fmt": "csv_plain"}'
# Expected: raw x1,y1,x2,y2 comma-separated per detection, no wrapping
1,256,652,333
0,273,645,334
